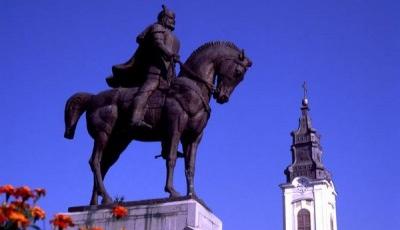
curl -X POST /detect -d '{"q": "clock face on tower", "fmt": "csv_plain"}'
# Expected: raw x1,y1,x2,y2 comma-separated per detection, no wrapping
295,177,311,193
298,177,309,185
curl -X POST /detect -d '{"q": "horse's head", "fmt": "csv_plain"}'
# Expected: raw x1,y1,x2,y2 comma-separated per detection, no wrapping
213,49,252,104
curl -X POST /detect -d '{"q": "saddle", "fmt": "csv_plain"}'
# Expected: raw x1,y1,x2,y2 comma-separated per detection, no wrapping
117,76,210,126
146,88,167,109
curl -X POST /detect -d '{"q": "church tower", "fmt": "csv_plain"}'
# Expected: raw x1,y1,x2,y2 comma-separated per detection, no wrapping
280,83,338,230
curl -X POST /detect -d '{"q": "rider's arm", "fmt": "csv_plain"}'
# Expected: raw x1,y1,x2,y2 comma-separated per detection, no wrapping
150,24,174,59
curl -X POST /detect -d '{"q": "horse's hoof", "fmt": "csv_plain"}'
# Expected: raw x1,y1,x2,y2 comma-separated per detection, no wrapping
169,191,181,198
165,186,181,198
187,191,197,198
64,128,75,139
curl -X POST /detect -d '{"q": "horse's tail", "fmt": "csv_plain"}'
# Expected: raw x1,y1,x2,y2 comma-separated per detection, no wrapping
64,92,93,139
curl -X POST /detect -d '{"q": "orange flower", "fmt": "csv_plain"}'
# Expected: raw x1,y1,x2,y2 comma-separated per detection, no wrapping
15,186,34,200
112,205,128,219
31,206,46,220
91,227,104,230
34,188,46,198
8,210,30,228
0,184,15,196
50,214,75,229
11,200,29,209
2,203,17,217
78,227,104,230
90,227,104,230
79,226,104,230
0,208,7,224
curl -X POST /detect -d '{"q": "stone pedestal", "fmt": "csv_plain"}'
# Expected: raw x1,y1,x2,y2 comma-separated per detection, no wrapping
67,197,222,230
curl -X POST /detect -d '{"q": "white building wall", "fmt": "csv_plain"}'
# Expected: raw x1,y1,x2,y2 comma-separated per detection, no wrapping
280,177,337,230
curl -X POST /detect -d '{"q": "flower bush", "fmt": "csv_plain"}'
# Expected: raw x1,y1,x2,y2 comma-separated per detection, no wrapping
0,184,46,230
1,184,128,230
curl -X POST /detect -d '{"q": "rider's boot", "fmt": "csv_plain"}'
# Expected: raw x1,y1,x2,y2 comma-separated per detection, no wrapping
131,91,153,129
131,113,153,129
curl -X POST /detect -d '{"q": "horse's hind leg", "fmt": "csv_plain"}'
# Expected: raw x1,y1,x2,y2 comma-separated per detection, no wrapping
89,131,113,205
90,177,98,205
90,135,131,205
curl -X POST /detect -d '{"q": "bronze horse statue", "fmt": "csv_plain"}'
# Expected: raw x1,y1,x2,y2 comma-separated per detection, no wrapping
64,41,252,205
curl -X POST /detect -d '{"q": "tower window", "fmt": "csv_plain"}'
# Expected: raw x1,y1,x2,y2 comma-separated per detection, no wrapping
297,209,311,230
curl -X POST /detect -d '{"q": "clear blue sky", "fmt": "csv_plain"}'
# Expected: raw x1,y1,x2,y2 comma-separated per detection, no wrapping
1,0,399,229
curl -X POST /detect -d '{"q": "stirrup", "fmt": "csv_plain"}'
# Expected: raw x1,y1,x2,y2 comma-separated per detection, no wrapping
132,120,153,129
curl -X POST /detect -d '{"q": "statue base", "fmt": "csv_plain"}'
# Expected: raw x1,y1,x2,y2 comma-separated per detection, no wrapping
67,196,222,230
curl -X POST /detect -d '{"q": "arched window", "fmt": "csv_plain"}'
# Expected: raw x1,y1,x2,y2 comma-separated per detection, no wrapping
297,209,311,230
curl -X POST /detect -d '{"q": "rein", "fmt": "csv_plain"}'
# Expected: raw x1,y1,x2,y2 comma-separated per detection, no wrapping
176,60,215,94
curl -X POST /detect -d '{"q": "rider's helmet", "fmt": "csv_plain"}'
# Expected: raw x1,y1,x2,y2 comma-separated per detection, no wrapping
157,5,175,31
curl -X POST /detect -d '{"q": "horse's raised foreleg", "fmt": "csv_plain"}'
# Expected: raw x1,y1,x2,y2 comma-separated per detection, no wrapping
182,133,203,197
89,131,113,205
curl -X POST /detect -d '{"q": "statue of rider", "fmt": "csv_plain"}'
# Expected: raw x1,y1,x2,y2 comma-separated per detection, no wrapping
106,5,180,129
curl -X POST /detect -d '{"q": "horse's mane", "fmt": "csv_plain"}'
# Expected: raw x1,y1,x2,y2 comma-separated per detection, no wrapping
186,41,240,62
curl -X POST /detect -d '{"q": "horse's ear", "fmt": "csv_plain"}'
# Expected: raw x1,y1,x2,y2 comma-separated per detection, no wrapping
247,59,252,67
239,49,245,61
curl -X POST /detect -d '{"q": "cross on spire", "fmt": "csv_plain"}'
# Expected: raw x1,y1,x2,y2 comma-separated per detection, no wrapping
301,81,309,107
302,81,308,100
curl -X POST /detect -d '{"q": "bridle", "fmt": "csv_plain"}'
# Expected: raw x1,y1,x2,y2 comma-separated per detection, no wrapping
175,56,247,95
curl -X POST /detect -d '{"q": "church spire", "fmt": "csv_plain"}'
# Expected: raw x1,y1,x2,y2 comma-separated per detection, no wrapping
284,82,331,183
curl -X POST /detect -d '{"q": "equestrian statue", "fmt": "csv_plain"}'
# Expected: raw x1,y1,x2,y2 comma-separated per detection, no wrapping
64,5,252,205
